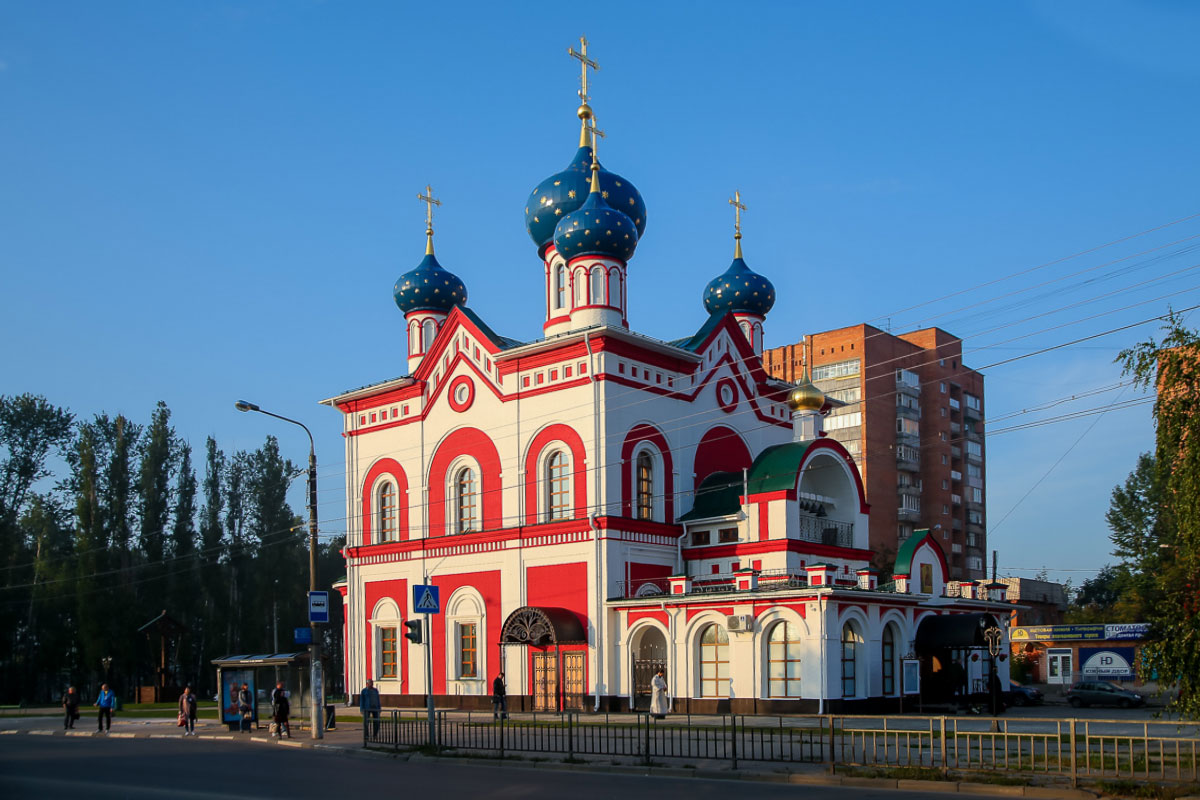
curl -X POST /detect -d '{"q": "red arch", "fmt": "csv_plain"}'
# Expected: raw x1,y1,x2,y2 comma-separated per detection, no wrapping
523,424,588,524
620,424,675,521
362,458,409,545
428,427,503,537
694,426,753,487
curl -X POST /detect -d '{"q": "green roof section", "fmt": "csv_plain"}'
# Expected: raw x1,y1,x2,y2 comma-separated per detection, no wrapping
895,528,934,576
669,311,727,352
461,306,525,350
678,471,743,522
746,441,816,495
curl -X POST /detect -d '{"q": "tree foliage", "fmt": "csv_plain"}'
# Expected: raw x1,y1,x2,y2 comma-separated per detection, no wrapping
0,397,343,704
1116,311,1200,719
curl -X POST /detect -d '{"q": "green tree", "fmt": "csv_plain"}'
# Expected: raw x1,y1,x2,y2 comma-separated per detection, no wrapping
1118,311,1200,718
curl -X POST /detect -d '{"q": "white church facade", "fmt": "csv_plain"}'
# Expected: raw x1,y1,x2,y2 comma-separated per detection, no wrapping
323,41,1011,714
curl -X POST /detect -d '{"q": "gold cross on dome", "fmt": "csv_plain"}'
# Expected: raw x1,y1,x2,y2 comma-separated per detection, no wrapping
417,184,441,254
568,35,600,105
729,190,747,257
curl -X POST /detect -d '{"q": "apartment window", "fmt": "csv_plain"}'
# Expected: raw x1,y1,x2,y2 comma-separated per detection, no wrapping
828,386,861,404
941,480,949,490
940,407,947,417
965,393,981,411
896,417,919,435
967,441,983,458
691,530,711,546
380,627,398,679
968,463,982,479
458,622,478,678
941,454,948,465
717,527,738,543
900,494,921,512
898,524,913,541
940,382,947,394
896,444,920,465
896,368,920,388
972,487,983,503
943,504,950,515
826,411,862,432
813,359,860,381
968,556,984,572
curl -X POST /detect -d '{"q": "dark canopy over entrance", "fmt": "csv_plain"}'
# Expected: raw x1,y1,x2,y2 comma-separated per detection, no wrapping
915,613,1001,653
500,607,586,646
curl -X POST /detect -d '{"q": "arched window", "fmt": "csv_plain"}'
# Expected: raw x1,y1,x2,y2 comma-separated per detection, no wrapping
635,451,654,521
409,321,420,355
882,623,899,696
453,467,478,534
377,482,397,543
590,265,605,305
841,622,862,698
554,265,567,310
574,268,587,307
608,269,621,310
767,621,802,698
546,450,571,521
699,624,729,697
421,319,437,352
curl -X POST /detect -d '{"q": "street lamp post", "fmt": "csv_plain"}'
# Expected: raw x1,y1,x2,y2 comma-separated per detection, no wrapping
235,400,323,739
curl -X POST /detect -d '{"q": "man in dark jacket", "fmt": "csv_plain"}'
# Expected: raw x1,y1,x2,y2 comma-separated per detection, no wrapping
62,686,79,730
237,683,253,733
270,681,291,738
359,679,381,736
492,672,507,720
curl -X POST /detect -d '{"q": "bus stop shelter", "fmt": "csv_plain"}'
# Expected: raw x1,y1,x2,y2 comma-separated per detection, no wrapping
212,652,313,731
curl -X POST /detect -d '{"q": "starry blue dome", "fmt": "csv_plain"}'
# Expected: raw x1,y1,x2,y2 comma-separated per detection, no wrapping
393,251,467,315
702,256,776,316
525,145,646,258
553,186,639,262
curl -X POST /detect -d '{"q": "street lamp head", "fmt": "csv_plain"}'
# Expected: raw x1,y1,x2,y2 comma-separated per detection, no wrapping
235,400,260,413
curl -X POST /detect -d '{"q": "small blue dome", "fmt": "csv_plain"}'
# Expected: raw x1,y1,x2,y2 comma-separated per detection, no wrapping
553,183,639,262
525,146,646,258
393,252,467,315
702,257,776,316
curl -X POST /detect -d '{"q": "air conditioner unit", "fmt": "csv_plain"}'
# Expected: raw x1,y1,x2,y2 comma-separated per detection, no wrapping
726,614,754,632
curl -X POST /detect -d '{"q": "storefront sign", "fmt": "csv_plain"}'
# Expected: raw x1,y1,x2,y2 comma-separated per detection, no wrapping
1010,623,1148,642
1080,647,1136,679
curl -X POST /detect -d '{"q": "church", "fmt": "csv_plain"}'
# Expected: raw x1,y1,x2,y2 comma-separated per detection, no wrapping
323,40,1011,714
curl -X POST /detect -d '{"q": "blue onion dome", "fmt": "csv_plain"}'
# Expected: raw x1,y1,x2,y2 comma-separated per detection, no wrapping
702,254,776,316
524,114,646,258
552,158,639,262
393,231,467,314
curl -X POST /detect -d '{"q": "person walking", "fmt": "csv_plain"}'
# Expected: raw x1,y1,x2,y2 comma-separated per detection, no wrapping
94,683,116,733
178,685,197,736
237,682,253,734
359,679,381,736
650,668,669,720
491,672,508,720
62,686,79,730
270,681,290,738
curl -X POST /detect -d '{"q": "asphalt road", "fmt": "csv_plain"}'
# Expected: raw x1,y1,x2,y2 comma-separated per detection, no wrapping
0,734,936,800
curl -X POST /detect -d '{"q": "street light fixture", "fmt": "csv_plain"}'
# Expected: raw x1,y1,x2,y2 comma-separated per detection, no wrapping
235,400,323,740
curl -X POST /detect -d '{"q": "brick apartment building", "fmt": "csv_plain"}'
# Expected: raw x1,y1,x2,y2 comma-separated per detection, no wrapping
763,325,986,580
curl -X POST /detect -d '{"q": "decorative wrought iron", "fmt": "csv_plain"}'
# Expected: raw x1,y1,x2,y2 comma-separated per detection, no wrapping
500,607,555,646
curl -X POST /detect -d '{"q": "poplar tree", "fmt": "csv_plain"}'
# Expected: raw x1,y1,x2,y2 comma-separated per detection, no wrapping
1118,312,1200,719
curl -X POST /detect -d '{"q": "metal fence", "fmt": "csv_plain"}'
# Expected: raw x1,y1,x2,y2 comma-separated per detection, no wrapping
364,710,1200,785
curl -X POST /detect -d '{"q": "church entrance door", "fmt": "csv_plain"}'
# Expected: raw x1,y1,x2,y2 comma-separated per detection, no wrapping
632,627,667,710
532,651,558,711
562,651,585,710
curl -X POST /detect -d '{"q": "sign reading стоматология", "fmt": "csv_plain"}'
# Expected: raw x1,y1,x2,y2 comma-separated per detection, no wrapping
1009,623,1149,642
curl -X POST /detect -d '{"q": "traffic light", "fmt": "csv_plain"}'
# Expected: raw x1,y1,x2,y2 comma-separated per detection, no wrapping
404,619,423,644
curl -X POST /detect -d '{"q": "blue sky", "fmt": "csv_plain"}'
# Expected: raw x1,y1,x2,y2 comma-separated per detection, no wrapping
3,1,1198,587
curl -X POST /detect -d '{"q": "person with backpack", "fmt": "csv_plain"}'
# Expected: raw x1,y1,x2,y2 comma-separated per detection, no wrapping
270,681,290,738
94,684,116,734
237,682,253,733
178,685,198,736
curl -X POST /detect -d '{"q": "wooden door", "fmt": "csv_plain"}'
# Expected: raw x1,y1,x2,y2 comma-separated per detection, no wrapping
532,651,558,711
562,652,585,710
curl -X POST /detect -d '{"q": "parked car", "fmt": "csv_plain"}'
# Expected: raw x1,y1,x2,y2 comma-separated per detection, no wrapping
1005,680,1044,707
1065,680,1145,708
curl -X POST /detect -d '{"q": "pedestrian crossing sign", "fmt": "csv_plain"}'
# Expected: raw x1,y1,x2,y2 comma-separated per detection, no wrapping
413,584,440,614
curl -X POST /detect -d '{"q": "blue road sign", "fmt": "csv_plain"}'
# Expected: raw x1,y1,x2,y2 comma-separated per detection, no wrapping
308,591,330,623
413,584,440,614
294,627,313,645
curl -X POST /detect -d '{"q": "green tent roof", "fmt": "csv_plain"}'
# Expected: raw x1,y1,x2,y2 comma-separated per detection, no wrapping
678,471,743,522
895,528,937,576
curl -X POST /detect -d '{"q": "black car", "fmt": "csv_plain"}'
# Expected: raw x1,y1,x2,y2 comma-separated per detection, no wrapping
1005,680,1044,707
1065,680,1145,708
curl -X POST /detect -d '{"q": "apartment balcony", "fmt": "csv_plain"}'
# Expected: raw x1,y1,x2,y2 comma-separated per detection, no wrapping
896,403,921,421
896,430,920,447
950,470,963,482
895,377,921,398
951,445,962,460
950,421,962,436
967,426,983,442
898,484,922,503
952,517,964,530
964,404,981,421
967,449,982,463
951,493,963,506
967,499,984,513
897,506,921,522
949,397,961,411
795,514,854,548
896,449,920,471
